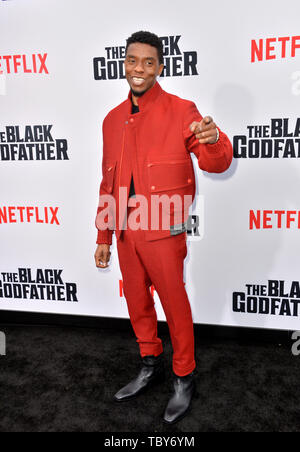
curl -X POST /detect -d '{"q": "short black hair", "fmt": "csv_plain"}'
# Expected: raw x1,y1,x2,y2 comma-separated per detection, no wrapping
125,31,164,65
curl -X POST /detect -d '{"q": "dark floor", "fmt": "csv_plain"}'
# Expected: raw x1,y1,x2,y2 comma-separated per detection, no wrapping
0,323,299,432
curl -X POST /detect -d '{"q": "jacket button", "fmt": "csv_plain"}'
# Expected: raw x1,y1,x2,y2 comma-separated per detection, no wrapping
108,166,112,171
151,186,156,190
129,118,134,123
188,178,192,183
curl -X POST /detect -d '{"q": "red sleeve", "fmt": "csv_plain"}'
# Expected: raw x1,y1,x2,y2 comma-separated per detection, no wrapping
182,101,233,173
95,117,114,246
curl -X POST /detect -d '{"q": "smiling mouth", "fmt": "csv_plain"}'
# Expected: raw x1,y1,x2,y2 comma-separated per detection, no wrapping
131,77,145,86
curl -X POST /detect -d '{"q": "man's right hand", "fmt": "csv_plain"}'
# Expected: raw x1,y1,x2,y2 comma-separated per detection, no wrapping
94,244,111,268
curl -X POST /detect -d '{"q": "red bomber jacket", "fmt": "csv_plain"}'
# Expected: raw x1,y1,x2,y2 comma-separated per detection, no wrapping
95,81,233,245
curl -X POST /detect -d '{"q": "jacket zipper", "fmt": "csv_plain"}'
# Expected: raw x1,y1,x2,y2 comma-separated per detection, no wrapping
118,128,126,189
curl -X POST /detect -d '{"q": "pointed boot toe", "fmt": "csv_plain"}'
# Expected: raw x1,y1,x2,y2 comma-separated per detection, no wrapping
113,354,165,402
163,371,197,424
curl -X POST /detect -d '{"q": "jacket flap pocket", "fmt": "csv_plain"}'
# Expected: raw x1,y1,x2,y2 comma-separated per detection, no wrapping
147,159,193,193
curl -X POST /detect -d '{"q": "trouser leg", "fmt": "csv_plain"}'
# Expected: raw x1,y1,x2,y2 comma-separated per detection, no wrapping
134,232,195,377
117,225,163,358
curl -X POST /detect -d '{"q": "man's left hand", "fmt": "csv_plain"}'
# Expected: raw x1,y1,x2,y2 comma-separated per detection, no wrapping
190,116,218,144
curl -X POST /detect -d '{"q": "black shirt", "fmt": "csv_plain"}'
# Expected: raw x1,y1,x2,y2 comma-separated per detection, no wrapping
128,101,139,197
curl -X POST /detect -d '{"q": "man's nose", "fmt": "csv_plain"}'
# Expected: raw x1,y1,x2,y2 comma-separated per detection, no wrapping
134,61,144,73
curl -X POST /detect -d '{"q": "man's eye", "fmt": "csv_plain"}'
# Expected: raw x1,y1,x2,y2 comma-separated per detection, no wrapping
146,61,153,65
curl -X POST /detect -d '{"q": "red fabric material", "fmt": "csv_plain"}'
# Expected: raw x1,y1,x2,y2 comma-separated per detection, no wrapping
95,81,233,245
117,206,196,377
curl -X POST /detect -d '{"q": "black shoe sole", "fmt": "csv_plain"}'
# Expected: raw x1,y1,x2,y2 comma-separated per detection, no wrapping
113,372,166,403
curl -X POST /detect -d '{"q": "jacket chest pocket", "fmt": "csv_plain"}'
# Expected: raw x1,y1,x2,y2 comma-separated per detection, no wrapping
102,161,117,193
147,158,194,193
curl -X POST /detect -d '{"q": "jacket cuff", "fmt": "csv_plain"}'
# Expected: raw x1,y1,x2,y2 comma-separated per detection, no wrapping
204,127,227,155
96,229,113,245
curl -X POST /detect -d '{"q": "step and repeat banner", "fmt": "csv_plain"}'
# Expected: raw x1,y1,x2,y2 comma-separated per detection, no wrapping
0,0,299,330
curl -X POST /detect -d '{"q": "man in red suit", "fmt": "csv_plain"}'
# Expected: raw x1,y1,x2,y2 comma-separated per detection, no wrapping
94,31,233,424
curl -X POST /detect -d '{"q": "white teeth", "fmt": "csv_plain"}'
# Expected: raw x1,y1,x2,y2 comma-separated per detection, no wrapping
132,77,144,85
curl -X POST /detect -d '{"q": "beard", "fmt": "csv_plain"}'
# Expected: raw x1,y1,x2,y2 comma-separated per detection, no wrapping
130,87,148,97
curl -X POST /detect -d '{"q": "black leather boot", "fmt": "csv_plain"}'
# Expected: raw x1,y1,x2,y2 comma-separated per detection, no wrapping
113,354,165,402
162,371,197,424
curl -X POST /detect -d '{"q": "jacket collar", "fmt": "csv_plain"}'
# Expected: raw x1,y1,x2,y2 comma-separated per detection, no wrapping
127,81,163,114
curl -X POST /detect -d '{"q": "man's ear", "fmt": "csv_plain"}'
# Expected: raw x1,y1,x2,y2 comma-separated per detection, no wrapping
158,63,164,77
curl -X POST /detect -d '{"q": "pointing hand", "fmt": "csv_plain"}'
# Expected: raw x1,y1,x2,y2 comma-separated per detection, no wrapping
190,116,218,144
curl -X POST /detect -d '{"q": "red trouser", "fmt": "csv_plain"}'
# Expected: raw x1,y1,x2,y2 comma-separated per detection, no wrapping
116,205,196,377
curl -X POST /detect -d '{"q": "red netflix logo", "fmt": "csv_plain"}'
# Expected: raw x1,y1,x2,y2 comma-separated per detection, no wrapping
0,54,49,74
118,280,156,298
0,206,59,225
250,210,300,229
251,36,300,62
